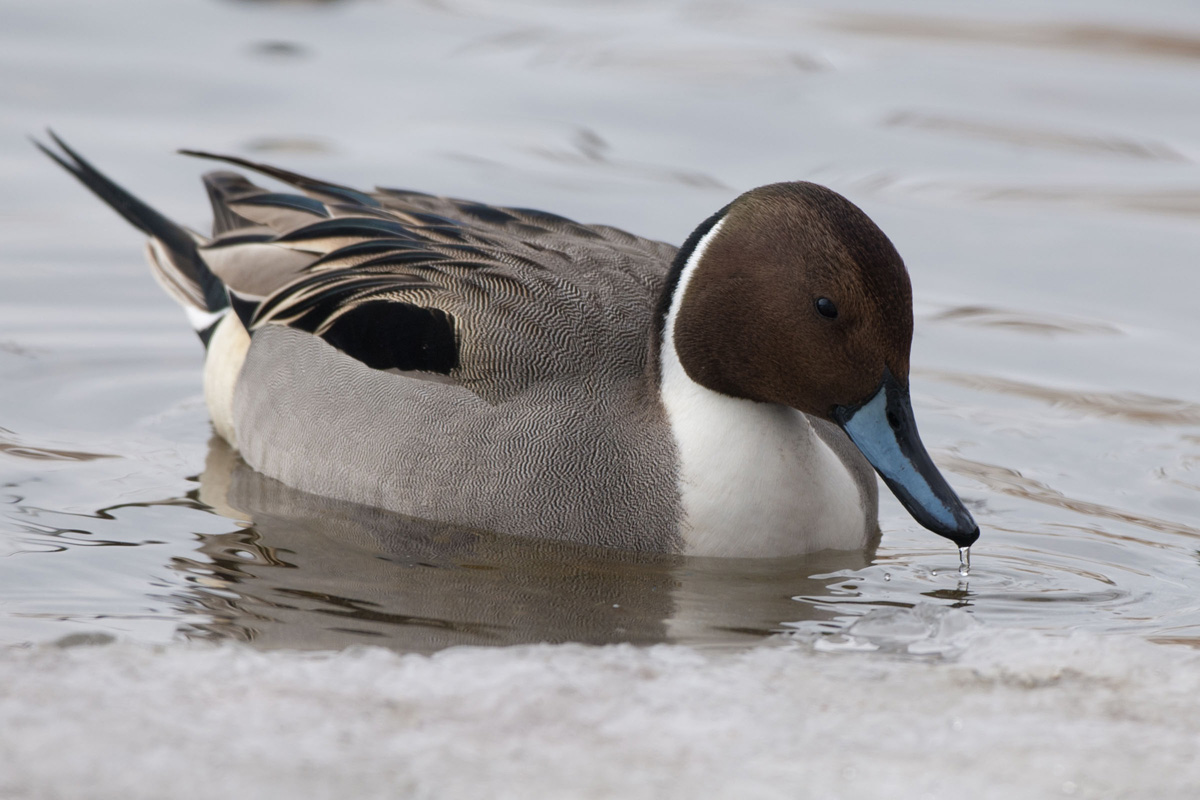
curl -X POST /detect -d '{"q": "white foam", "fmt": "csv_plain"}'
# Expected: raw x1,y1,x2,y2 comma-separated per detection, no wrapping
3,616,1199,800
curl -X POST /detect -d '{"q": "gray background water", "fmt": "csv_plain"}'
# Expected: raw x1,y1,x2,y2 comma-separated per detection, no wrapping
2,0,1198,651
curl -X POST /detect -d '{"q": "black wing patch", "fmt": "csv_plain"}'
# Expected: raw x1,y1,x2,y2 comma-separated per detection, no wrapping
244,266,460,375
314,300,458,374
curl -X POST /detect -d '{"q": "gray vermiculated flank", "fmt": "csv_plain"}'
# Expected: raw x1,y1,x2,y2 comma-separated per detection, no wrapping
235,328,682,552
211,167,687,551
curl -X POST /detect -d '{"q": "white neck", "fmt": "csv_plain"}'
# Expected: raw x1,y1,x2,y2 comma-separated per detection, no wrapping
659,218,869,557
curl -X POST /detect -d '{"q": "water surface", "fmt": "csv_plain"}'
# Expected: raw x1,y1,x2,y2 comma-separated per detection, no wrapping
2,0,1199,652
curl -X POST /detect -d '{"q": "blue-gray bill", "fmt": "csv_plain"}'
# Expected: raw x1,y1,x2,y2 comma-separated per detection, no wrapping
834,370,980,548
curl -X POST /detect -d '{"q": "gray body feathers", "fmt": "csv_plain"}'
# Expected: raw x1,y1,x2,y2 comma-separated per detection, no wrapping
44,140,688,549
40,137,885,555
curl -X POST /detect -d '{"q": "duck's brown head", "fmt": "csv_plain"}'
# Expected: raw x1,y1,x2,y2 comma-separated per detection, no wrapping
665,182,979,547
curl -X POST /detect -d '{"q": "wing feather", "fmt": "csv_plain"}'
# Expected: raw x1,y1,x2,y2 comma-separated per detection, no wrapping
172,150,679,396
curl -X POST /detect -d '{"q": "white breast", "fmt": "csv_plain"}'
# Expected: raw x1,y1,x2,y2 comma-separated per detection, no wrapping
659,219,869,557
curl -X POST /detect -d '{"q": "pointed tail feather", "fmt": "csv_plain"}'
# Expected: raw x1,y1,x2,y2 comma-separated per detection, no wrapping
35,131,229,343
178,148,382,208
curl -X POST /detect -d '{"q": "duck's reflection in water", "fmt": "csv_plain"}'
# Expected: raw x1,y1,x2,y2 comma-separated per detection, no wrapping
170,437,876,653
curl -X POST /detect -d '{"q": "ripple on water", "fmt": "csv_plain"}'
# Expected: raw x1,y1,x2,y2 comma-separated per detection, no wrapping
3,405,1200,650
884,111,1187,163
3,0,1200,655
821,12,1200,63
926,305,1124,337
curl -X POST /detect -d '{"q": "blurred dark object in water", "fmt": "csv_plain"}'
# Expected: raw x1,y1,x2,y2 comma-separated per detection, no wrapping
249,40,309,59
225,0,350,6
242,137,331,154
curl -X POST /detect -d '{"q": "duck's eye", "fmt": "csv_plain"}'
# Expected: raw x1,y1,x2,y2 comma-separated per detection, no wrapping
815,297,839,319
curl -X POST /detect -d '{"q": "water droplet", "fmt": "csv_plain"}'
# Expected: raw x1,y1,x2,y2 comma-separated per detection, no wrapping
883,573,891,582
930,570,938,577
958,546,971,578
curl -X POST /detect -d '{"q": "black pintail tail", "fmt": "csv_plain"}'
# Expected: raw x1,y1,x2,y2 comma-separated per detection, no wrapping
34,131,229,345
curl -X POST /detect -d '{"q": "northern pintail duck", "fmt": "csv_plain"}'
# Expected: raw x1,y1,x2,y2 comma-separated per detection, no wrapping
39,133,979,557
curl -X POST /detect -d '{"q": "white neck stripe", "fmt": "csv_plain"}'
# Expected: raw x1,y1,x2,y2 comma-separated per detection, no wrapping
661,216,726,378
